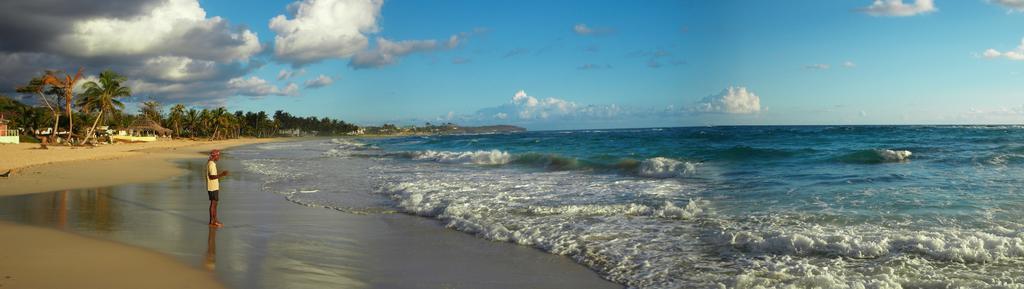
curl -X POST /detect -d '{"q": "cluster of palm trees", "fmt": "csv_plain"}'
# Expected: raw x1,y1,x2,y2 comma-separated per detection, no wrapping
164,105,241,140
14,68,127,144
5,68,361,144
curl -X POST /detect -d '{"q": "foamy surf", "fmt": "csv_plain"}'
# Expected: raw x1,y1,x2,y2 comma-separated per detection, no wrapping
237,126,1024,288
408,149,512,165
638,157,697,178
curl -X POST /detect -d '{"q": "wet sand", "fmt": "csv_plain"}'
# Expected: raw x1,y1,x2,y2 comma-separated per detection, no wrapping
0,149,622,288
0,138,285,289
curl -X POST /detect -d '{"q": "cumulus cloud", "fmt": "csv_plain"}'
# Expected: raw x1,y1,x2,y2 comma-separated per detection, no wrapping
55,0,261,62
859,0,937,17
843,61,857,68
304,74,334,88
0,0,270,105
990,0,1024,11
804,64,831,70
269,0,382,66
692,86,762,114
982,39,1024,60
573,24,615,36
473,90,622,121
228,76,298,97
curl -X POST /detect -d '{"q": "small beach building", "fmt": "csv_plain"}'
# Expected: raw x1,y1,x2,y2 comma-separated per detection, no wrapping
0,115,18,144
0,119,17,144
113,117,171,142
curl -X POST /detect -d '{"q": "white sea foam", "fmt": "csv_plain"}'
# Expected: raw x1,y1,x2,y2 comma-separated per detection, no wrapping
374,162,708,287
523,199,705,220
639,157,697,178
878,149,912,161
329,138,369,150
410,150,511,165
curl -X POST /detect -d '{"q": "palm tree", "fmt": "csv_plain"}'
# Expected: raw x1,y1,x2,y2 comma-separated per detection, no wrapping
140,101,163,123
169,104,186,137
40,68,84,144
208,107,230,140
78,69,130,144
185,108,200,138
16,75,61,142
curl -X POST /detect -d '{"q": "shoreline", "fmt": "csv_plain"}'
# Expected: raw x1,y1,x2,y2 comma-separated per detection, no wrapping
0,137,622,289
0,138,285,289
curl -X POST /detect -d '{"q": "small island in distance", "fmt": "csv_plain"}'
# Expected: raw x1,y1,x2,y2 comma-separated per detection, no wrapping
359,123,526,136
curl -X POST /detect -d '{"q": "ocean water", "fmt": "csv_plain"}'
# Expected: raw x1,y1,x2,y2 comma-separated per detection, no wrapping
239,126,1024,288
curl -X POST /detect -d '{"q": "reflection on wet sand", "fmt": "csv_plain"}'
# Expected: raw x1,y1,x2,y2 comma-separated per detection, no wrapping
56,190,66,229
0,156,620,289
205,227,217,271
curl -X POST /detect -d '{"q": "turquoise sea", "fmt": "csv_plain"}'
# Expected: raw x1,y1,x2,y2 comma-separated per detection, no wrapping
241,126,1024,288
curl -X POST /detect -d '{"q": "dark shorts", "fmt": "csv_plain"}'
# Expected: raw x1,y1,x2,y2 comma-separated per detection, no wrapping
208,190,220,201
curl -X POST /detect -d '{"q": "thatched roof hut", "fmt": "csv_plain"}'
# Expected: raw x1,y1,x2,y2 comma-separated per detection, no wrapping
126,117,171,136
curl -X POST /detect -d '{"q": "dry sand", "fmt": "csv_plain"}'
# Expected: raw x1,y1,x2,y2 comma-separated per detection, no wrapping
0,138,283,289
1,138,282,196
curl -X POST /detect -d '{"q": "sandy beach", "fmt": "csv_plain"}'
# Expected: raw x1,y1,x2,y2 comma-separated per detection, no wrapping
0,138,282,289
0,139,621,289
1,139,283,196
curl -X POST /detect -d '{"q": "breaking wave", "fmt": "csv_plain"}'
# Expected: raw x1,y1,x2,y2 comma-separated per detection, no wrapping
387,150,699,178
835,149,912,164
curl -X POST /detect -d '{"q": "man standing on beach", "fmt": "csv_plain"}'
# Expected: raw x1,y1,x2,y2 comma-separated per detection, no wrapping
207,150,229,227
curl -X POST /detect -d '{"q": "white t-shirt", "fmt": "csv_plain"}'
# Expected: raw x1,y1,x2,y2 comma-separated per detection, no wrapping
207,160,219,191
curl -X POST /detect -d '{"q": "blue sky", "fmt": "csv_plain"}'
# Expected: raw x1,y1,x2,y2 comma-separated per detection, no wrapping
3,0,1024,129
201,0,688,129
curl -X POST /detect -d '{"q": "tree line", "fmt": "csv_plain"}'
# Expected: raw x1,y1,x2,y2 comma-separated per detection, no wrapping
1,68,360,144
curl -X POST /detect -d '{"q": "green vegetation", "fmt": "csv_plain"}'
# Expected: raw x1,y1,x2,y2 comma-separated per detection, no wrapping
2,68,361,144
3,67,523,144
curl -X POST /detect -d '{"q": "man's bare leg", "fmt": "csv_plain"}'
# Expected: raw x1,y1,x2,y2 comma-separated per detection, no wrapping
209,200,222,227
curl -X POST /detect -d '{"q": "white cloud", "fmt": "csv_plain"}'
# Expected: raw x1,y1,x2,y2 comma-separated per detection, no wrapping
804,64,831,70
55,0,261,62
282,83,299,95
573,23,615,36
270,0,383,65
0,0,267,106
228,76,298,97
304,74,334,88
982,39,1024,60
476,90,582,120
990,0,1024,11
860,0,937,17
140,56,219,82
843,61,857,68
692,86,762,114
349,38,439,69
